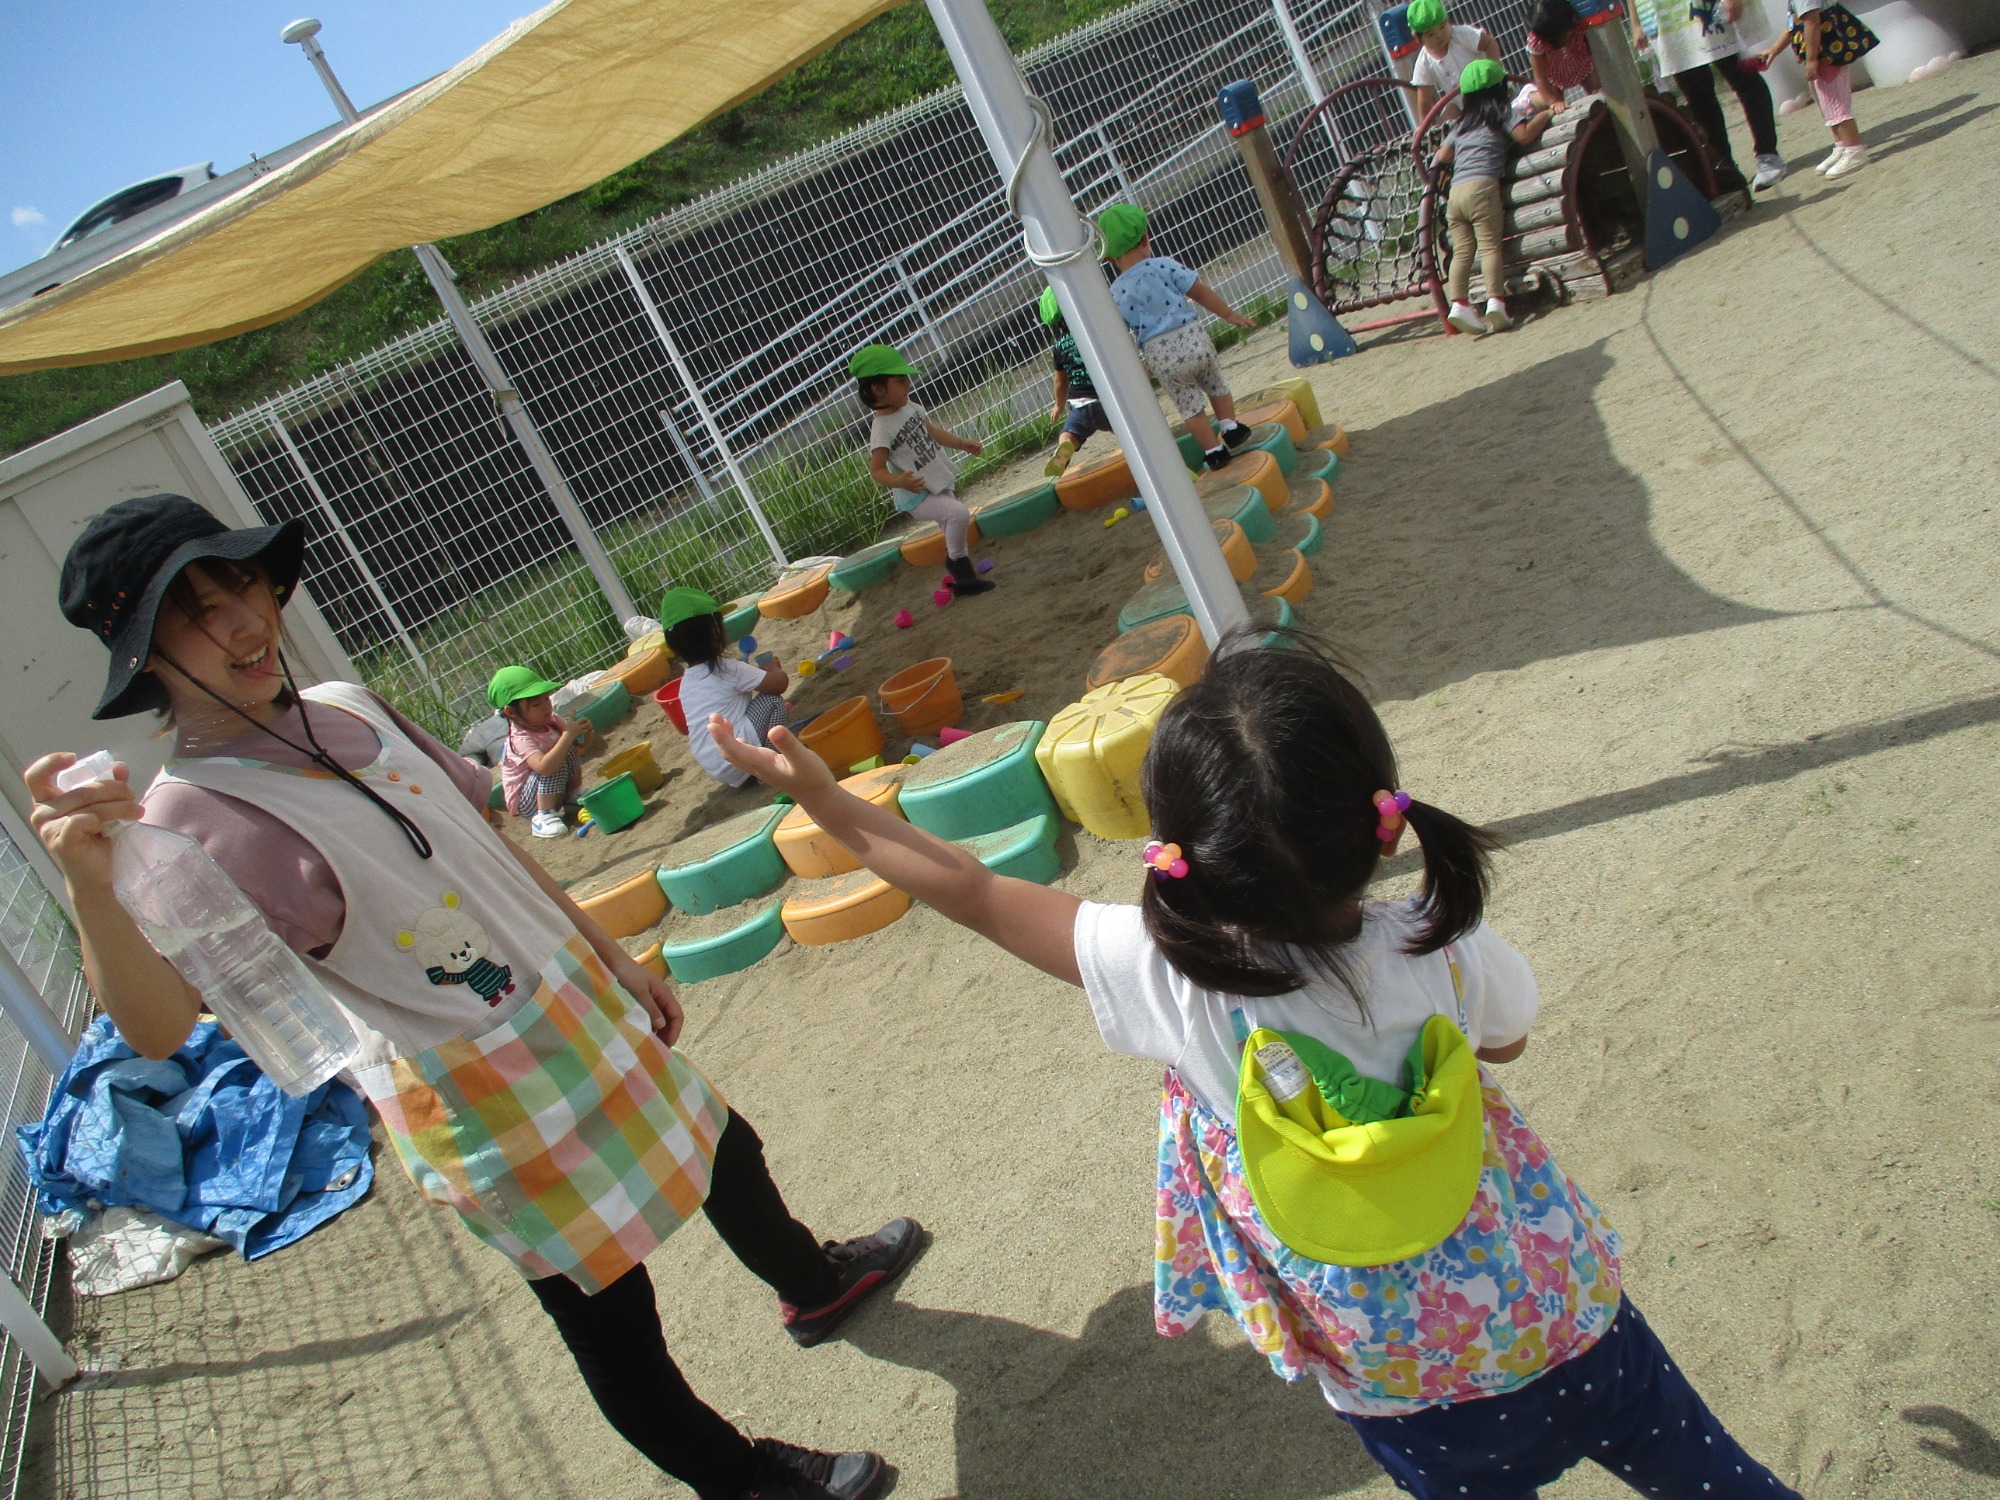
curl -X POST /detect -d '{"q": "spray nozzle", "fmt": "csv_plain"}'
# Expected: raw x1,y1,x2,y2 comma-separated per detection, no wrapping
53,751,118,795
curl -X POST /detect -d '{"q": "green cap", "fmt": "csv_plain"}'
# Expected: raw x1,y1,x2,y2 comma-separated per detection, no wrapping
1458,56,1506,94
658,586,720,631
847,343,917,379
1038,286,1062,325
1097,202,1149,259
1406,0,1447,31
487,664,561,711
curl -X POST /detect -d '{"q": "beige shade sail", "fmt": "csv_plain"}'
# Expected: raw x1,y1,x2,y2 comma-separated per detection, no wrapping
0,0,903,375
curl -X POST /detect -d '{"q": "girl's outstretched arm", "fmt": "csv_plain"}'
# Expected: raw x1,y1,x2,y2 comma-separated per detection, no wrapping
713,717,1082,985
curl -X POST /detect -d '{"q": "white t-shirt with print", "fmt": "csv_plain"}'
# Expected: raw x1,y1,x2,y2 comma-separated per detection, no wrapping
678,657,767,787
1073,898,1538,1120
868,401,957,512
1410,24,1488,96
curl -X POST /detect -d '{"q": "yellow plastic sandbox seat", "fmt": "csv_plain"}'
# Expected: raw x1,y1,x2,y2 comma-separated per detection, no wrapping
1196,449,1285,515
1036,673,1181,840
1249,376,1324,431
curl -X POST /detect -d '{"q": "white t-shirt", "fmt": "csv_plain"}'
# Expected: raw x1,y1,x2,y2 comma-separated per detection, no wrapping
1410,24,1488,96
1635,0,1744,73
1073,898,1538,1120
868,401,956,511
677,657,767,787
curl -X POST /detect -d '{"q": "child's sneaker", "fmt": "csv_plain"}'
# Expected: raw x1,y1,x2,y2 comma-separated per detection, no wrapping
1823,144,1869,179
1447,301,1487,335
781,1217,927,1346
1814,145,1845,174
1202,446,1232,471
1043,438,1077,477
1484,299,1513,331
1751,152,1788,190
530,811,566,839
1218,420,1252,450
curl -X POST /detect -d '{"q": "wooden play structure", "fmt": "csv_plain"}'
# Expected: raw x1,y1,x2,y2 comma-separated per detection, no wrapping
1277,75,1738,333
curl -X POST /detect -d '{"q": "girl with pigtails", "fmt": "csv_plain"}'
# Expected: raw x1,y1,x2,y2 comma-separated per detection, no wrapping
712,628,1800,1500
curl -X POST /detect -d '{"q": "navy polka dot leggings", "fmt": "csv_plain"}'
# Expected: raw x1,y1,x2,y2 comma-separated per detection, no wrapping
1343,1298,1800,1499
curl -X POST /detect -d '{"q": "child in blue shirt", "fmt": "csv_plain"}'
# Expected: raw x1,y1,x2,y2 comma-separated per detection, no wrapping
1098,203,1258,471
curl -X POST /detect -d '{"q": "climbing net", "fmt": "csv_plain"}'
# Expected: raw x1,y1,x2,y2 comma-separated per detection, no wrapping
1281,77,1452,321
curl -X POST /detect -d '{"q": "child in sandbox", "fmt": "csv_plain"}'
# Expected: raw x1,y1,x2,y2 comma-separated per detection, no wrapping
661,586,792,791
491,664,595,839
1039,286,1113,477
1098,203,1258,473
851,343,996,600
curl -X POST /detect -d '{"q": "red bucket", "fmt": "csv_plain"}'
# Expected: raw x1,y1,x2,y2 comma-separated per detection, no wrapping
653,677,689,735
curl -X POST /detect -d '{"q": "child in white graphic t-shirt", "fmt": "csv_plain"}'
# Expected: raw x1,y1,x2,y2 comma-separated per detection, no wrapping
850,343,995,598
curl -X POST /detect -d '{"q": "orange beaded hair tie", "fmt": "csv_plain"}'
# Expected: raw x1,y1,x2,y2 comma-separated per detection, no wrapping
1373,789,1412,855
1143,840,1189,880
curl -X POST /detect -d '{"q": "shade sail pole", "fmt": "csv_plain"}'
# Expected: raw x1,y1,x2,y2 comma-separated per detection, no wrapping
923,0,1248,649
282,20,639,627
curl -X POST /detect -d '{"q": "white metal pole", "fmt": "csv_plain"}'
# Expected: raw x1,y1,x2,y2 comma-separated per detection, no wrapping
1270,0,1348,161
0,947,72,1077
0,1271,74,1389
264,413,436,687
283,20,639,626
924,0,1248,646
613,245,790,571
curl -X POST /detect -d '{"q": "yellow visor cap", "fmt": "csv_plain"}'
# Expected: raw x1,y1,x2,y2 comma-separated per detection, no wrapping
1236,1014,1486,1267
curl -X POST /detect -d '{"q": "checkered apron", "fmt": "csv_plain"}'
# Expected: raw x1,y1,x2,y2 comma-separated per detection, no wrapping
158,683,723,1292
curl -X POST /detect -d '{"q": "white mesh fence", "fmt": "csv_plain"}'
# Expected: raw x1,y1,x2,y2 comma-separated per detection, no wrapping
0,833,92,1500
208,0,1533,739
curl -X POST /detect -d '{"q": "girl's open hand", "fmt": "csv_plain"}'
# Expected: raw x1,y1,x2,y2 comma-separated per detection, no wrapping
711,718,835,798
24,752,143,895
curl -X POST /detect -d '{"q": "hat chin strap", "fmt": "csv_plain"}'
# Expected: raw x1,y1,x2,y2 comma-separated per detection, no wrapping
156,650,434,861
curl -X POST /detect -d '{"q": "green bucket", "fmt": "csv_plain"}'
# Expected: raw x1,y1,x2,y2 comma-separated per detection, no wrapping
578,772,645,833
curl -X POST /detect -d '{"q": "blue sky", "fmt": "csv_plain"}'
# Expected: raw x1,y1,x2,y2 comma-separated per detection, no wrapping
1,2,539,272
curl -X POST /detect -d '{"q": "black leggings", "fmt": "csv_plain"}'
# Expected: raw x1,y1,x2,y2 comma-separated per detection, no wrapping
1674,54,1778,168
528,1114,839,1500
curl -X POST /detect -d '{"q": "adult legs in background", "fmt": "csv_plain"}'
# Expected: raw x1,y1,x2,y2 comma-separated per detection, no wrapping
1673,62,1738,174
1714,52,1778,157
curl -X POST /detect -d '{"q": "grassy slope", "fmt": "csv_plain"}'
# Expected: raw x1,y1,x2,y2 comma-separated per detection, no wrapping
0,0,1119,457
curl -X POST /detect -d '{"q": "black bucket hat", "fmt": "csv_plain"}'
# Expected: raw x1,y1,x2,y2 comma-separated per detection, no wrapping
59,495,305,720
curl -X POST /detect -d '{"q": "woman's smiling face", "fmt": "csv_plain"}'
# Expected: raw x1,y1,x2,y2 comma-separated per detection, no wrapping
147,560,287,720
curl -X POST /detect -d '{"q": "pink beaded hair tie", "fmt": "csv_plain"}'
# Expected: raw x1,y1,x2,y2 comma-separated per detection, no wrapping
1143,840,1189,880
1373,789,1412,854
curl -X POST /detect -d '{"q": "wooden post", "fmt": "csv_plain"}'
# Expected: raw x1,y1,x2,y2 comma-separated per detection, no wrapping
1219,81,1313,284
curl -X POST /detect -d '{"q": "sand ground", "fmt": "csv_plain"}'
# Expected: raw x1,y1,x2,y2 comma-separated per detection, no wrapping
25,55,2000,1500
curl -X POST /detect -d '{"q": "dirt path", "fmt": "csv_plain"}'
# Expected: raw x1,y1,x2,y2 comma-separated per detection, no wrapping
28,55,2000,1500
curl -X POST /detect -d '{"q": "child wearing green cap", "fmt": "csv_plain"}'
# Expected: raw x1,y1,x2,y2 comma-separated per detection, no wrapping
1406,0,1501,124
1038,287,1113,477
490,664,595,838
847,344,995,599
1096,203,1258,472
660,586,793,789
1434,58,1558,335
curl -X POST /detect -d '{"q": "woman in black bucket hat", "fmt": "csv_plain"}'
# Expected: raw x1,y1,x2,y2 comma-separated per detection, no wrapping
27,493,920,1500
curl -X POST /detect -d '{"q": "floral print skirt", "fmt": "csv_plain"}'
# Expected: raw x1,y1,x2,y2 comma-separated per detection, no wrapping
1153,1068,1624,1416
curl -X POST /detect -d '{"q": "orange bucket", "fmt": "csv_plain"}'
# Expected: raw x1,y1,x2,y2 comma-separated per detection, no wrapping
878,657,963,738
795,696,885,771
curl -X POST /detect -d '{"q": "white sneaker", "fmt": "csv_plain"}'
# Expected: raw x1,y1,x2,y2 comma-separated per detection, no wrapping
1814,145,1845,173
1751,152,1788,191
1823,144,1869,179
530,811,566,839
1484,299,1513,331
1447,301,1487,335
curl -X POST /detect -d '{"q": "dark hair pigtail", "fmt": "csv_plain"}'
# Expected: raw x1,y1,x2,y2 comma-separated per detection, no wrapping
1399,799,1499,954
